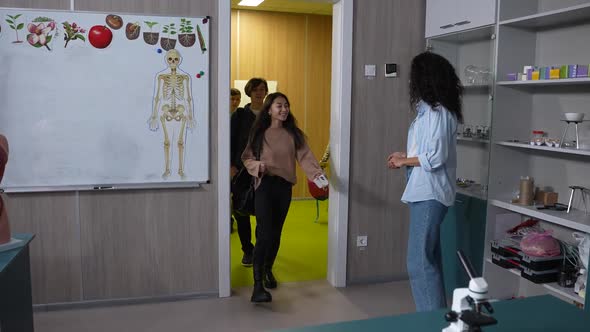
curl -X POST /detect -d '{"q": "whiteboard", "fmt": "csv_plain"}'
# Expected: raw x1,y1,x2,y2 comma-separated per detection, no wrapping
0,9,210,192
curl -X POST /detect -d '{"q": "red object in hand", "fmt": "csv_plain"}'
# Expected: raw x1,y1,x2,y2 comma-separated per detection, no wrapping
308,179,329,201
88,25,113,49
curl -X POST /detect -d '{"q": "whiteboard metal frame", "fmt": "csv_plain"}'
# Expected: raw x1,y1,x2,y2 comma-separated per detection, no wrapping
2,182,203,193
0,7,212,192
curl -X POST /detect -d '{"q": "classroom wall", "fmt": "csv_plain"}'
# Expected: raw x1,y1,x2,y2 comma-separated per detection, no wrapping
0,0,219,305
1,0,426,305
231,9,332,199
346,0,425,283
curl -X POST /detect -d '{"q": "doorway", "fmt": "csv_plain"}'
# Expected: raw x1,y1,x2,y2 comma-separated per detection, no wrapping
218,0,352,297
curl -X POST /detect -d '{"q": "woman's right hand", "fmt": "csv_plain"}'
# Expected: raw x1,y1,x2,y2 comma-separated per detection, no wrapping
387,152,406,169
387,152,406,161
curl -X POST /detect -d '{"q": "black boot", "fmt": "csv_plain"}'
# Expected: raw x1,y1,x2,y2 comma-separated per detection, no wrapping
264,267,278,289
251,264,272,303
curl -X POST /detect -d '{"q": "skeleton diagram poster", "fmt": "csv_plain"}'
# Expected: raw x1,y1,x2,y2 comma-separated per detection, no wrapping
0,9,210,191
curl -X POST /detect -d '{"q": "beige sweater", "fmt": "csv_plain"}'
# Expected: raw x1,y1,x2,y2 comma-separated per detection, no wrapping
0,135,10,245
242,127,323,188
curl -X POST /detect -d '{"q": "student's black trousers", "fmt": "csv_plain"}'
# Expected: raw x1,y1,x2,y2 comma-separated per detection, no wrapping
253,175,292,268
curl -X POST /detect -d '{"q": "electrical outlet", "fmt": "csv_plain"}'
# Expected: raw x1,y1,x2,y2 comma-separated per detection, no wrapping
356,235,367,247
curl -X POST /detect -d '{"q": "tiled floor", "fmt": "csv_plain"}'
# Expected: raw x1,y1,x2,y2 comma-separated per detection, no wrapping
34,280,415,332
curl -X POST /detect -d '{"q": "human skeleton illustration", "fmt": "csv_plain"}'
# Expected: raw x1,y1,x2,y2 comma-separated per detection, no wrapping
149,49,196,179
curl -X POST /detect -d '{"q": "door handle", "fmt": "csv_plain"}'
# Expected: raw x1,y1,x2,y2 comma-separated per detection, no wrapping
440,24,455,29
454,20,471,26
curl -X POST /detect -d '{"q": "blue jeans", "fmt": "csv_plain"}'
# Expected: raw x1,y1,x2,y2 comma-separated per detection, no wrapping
407,199,448,312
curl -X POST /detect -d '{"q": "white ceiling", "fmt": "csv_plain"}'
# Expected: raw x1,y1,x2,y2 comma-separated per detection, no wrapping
230,0,334,16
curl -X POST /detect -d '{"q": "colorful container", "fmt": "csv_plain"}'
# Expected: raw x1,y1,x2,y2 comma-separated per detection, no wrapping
576,65,589,78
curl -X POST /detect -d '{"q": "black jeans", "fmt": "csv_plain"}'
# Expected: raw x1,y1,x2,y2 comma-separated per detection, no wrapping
253,175,292,268
233,212,254,255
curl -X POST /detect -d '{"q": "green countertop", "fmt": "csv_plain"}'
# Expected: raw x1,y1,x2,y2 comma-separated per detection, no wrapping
277,295,589,332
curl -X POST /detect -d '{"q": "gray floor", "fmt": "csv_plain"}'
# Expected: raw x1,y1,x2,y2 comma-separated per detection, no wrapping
34,280,415,332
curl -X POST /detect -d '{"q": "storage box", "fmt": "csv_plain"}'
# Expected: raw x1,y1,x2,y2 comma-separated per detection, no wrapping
569,65,579,78
539,67,547,80
576,65,589,78
506,73,518,81
518,252,564,271
535,190,558,206
491,239,521,257
492,253,521,270
521,266,560,284
524,66,534,80
560,65,569,79
540,67,555,80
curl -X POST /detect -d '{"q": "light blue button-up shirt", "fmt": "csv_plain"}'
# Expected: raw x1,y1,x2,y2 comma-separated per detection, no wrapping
401,100,458,207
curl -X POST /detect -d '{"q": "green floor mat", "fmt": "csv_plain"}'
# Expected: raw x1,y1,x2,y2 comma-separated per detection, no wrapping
231,199,329,288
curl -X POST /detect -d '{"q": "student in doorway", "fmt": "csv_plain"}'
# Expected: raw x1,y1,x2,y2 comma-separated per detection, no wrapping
230,88,241,113
242,92,328,303
387,52,463,312
230,78,268,266
229,88,241,233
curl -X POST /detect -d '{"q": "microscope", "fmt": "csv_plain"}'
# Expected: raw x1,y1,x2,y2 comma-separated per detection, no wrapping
443,250,497,332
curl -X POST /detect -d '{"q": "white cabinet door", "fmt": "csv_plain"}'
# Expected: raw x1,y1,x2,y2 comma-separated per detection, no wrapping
455,0,496,31
425,0,459,38
426,0,496,38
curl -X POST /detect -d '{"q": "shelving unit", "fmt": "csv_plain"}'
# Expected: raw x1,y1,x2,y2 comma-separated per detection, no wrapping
429,0,590,312
464,83,492,89
483,0,590,312
495,141,590,157
458,136,490,144
426,21,495,298
427,24,495,196
485,258,584,305
499,2,590,29
489,198,590,233
457,185,487,200
497,78,590,87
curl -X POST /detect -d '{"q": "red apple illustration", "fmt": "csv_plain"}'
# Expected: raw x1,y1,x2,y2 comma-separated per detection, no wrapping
88,25,113,49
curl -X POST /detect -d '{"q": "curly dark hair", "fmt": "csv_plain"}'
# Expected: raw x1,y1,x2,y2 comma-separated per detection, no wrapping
248,92,307,155
410,52,463,123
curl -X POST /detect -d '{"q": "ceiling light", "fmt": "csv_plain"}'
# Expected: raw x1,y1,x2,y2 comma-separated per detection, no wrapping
238,0,265,6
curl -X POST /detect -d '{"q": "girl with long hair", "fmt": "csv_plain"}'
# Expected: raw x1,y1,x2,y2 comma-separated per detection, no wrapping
387,51,463,311
242,92,327,303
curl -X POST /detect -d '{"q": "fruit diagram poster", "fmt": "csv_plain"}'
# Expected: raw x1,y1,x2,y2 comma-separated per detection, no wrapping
0,9,210,191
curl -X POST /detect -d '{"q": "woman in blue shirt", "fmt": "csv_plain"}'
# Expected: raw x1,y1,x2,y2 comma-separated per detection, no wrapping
388,52,463,312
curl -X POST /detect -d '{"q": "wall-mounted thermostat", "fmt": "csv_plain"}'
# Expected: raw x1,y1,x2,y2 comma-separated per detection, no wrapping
385,63,397,78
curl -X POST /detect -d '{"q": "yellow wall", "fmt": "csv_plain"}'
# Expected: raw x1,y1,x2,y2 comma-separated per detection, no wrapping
231,9,332,198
